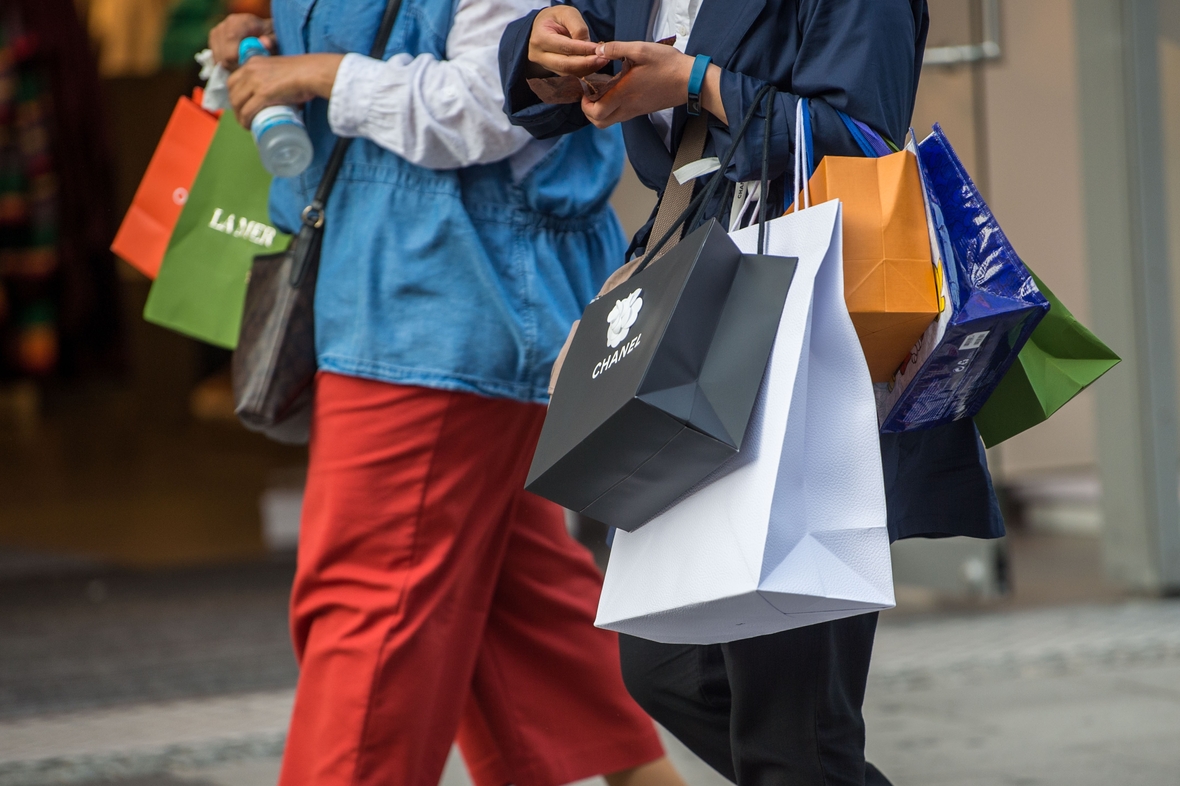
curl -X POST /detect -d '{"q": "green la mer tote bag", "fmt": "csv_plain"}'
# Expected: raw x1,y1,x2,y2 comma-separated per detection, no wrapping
144,113,290,349
974,268,1120,448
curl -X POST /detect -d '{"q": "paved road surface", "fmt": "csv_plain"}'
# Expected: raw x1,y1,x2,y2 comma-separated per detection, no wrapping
2,596,1178,786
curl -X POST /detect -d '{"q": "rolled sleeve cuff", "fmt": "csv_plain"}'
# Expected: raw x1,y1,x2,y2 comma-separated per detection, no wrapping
328,53,390,138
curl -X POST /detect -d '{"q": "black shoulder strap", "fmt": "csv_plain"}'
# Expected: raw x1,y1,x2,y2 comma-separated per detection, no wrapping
288,0,405,285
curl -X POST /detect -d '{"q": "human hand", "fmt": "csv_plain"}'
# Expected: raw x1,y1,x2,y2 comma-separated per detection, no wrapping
228,53,344,128
527,5,608,78
209,13,275,68
580,41,694,127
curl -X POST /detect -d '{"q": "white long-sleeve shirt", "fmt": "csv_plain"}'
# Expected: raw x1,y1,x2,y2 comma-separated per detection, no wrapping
327,0,546,170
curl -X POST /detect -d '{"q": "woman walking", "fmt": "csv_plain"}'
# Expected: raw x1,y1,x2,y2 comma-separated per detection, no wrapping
500,1,1004,784
210,3,687,785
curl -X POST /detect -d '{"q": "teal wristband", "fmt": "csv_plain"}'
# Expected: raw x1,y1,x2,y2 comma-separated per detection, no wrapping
687,55,711,116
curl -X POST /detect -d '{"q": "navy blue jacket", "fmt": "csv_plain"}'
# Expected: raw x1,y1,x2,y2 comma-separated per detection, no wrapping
499,0,1004,542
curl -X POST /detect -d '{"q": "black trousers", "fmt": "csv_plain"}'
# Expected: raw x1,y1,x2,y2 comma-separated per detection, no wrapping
619,613,892,786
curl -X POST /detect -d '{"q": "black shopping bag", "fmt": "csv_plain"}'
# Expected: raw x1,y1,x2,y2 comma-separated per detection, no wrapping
526,218,797,531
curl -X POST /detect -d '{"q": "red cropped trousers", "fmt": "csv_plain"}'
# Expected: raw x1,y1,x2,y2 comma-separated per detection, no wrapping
278,372,664,786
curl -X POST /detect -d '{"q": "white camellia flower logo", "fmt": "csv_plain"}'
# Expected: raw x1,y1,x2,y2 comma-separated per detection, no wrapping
606,288,643,348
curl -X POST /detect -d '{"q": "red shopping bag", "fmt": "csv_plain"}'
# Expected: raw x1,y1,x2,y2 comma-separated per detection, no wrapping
111,92,219,278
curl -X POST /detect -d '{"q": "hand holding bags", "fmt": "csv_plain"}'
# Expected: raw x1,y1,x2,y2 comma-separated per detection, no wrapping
111,93,218,278
596,198,893,644
974,269,1119,447
794,99,940,382
527,86,796,532
142,113,290,349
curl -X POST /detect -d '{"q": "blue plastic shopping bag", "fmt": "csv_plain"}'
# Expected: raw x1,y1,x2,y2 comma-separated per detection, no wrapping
876,124,1050,432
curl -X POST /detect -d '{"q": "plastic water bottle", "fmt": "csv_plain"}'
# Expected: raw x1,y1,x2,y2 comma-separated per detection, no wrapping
238,37,314,178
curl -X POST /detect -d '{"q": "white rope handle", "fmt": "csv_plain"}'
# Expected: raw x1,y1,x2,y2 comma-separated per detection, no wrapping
793,99,802,212
793,98,812,212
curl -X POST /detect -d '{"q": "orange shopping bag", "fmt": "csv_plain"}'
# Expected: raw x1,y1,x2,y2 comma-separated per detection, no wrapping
111,92,219,278
791,101,939,382
808,150,938,381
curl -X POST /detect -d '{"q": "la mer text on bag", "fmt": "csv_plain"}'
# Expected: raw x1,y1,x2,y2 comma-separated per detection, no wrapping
208,208,280,248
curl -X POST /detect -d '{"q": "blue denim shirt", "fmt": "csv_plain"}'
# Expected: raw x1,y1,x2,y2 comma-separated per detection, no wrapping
269,0,626,403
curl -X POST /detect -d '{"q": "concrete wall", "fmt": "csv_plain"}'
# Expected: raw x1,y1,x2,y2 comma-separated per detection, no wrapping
981,0,1097,478
919,0,1099,481
1161,7,1180,415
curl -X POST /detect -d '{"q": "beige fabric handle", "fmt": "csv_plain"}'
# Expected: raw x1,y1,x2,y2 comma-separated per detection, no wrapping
548,116,710,395
645,116,709,265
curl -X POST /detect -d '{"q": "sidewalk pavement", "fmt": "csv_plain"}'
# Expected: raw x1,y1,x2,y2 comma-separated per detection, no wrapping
2,599,1178,786
864,601,1180,785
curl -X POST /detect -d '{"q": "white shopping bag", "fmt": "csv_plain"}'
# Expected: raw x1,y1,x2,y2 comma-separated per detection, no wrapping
595,199,894,644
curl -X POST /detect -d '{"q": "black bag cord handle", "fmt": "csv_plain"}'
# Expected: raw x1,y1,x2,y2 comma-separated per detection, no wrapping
638,82,778,271
292,0,405,246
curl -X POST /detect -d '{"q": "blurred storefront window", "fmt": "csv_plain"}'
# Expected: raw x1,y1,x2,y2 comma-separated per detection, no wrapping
81,0,271,78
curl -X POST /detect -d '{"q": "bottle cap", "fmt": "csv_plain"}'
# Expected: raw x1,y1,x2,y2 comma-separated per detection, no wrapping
239,37,270,63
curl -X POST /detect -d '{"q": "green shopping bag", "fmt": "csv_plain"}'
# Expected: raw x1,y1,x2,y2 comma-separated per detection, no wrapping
974,269,1120,447
144,113,290,349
